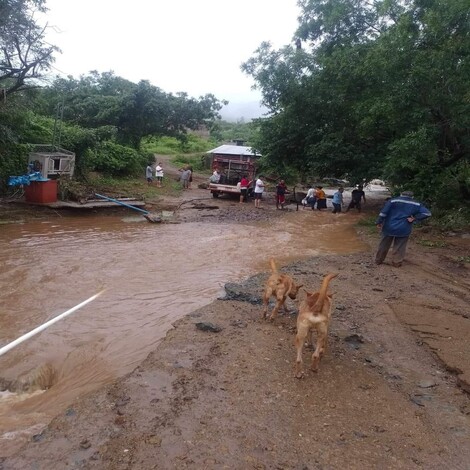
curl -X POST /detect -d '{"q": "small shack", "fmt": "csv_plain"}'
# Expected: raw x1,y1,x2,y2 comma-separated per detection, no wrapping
28,144,76,180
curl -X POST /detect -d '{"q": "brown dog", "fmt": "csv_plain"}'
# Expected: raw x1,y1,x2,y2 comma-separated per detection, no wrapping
294,273,338,378
262,258,303,321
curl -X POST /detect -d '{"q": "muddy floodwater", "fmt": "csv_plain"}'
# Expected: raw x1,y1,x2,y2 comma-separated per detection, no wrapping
0,211,367,449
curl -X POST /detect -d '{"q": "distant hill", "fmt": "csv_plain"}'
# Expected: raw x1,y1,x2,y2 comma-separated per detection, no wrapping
219,100,269,122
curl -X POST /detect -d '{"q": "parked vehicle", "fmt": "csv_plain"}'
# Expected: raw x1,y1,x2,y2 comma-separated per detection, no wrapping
208,156,257,198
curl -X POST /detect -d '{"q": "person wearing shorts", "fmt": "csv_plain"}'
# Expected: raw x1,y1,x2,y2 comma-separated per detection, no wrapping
240,176,250,203
346,185,366,212
276,179,288,209
254,176,265,208
155,162,164,187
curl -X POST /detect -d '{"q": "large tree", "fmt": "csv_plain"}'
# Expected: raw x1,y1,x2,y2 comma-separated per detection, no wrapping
38,72,225,149
0,0,58,99
242,0,470,203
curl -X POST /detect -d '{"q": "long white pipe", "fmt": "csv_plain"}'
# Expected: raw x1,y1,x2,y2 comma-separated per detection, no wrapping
0,290,105,358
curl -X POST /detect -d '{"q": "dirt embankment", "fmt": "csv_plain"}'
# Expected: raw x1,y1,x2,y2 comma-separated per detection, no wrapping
2,164,470,470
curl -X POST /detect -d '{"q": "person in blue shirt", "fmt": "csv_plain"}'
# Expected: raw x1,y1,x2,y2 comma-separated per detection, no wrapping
333,186,344,214
375,191,431,267
332,187,344,213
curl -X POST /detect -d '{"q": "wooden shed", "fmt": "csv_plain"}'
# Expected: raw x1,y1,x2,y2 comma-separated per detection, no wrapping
28,145,76,179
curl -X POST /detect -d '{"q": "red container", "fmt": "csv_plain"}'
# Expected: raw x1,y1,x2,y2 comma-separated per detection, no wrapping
25,180,58,203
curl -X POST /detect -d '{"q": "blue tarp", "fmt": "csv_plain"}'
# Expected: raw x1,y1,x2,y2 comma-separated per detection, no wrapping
8,172,49,187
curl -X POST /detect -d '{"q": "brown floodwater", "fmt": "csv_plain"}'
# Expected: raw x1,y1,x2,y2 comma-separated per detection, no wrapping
0,210,367,453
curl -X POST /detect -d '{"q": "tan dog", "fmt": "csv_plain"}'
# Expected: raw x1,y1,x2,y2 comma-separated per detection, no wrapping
294,273,338,378
262,258,303,321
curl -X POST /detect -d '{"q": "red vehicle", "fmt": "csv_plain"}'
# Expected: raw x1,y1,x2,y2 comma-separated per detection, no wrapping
208,156,257,198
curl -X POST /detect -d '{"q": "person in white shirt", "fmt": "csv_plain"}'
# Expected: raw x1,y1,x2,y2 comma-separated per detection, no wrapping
210,169,220,183
254,176,265,208
306,186,317,209
155,162,164,187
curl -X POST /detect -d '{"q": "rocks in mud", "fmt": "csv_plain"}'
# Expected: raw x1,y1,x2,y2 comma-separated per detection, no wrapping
230,319,248,328
32,432,45,442
418,379,437,389
223,281,263,304
344,334,365,349
80,439,91,449
195,322,222,333
410,393,433,406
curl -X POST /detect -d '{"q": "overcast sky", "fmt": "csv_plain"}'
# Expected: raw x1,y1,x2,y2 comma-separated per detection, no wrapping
42,0,300,108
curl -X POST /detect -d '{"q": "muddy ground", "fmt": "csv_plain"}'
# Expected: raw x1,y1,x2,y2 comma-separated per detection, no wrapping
1,163,470,470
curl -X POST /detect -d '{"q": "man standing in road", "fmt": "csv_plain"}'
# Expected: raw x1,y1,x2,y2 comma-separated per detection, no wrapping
346,184,366,212
375,191,431,267
254,175,265,208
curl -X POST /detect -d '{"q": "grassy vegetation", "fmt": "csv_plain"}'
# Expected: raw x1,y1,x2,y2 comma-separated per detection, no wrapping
171,154,207,172
355,215,378,234
57,172,183,202
417,239,448,248
426,206,470,232
142,135,214,155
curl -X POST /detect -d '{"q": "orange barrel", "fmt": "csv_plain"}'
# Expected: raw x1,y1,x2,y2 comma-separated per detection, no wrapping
24,180,58,203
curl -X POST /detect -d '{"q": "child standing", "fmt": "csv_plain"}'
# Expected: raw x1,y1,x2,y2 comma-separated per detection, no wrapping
155,162,164,187
276,179,288,210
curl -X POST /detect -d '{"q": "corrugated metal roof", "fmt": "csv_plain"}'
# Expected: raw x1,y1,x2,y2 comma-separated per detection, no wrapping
206,145,260,157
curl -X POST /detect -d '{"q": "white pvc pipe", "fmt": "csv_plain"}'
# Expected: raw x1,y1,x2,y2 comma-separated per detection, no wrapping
0,290,105,358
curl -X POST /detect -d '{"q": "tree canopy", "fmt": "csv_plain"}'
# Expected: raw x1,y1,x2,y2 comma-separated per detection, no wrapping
0,0,58,98
242,0,470,205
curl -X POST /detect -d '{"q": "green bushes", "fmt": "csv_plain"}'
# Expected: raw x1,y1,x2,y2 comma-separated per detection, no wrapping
86,141,147,177
0,144,30,193
142,135,214,155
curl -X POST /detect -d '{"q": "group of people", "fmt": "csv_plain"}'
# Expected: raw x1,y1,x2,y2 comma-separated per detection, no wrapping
145,162,164,187
305,185,328,210
303,184,366,213
179,165,193,189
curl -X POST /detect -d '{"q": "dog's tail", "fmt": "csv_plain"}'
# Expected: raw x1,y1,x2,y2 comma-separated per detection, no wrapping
313,273,338,313
269,258,278,274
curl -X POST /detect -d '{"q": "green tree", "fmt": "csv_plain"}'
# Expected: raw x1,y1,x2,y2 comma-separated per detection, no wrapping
37,72,225,150
242,0,470,204
0,0,58,98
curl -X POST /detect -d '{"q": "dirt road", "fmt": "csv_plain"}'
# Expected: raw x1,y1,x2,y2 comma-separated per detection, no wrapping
2,164,469,469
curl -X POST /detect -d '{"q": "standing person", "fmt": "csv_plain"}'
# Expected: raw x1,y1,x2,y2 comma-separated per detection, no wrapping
146,163,153,185
155,162,164,188
180,166,191,189
276,179,288,210
306,185,317,209
188,165,193,189
375,191,431,267
254,175,265,208
316,186,327,211
346,185,366,212
239,175,250,203
332,187,344,213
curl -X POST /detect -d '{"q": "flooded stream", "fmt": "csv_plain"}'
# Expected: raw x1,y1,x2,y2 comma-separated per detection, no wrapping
0,210,367,452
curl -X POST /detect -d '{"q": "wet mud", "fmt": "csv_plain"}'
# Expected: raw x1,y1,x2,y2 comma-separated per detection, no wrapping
1,163,469,469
